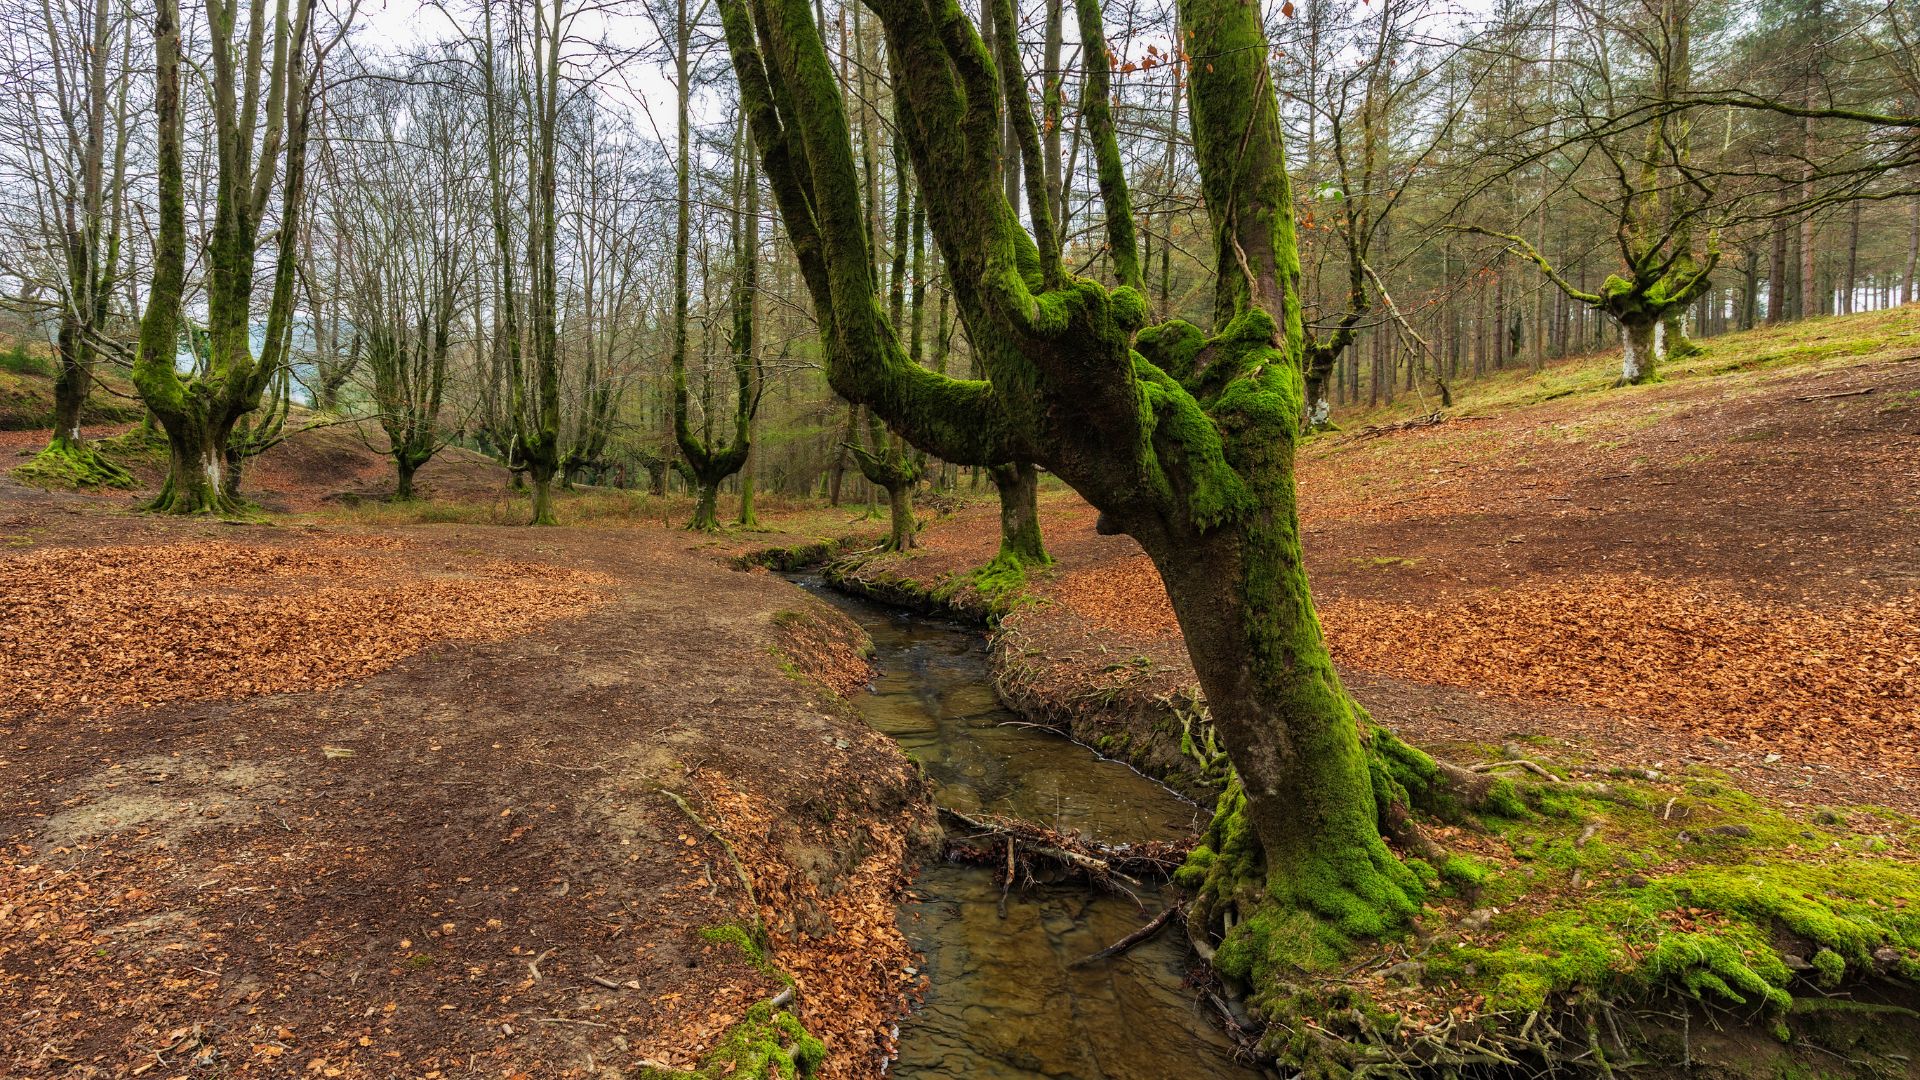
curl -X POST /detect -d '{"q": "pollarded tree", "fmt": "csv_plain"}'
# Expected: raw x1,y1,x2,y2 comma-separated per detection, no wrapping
1457,0,1715,386
472,0,572,524
337,69,475,500
672,117,763,531
848,409,923,550
133,0,325,513
721,0,1468,940
0,0,136,488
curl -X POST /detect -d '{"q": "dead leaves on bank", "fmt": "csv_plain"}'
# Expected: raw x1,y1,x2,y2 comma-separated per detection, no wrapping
1053,559,1919,778
1324,578,1920,774
1,539,612,720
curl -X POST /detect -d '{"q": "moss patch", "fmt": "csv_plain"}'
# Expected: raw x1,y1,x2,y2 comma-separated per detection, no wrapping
640,999,826,1079
1187,754,1920,1072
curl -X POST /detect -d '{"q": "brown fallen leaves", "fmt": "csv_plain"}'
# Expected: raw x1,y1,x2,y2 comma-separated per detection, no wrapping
1050,558,1919,776
686,777,919,1080
1323,578,1920,773
1,538,612,720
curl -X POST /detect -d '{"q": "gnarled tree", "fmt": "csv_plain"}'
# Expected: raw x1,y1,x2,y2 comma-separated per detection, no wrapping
721,0,1451,942
133,0,322,513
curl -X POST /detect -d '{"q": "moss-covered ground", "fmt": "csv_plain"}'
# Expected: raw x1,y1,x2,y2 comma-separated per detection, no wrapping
1188,748,1920,1074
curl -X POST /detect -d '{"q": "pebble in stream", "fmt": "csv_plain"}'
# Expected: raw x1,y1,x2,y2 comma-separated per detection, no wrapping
798,582,1264,1079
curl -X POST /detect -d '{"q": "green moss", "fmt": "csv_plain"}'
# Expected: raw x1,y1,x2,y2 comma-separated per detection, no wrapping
700,923,772,971
11,438,136,490
1438,853,1492,891
1811,947,1846,989
648,1000,825,1079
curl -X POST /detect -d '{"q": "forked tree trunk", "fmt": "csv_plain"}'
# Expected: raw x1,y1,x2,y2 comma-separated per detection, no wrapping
1148,517,1416,937
691,482,721,532
151,416,241,515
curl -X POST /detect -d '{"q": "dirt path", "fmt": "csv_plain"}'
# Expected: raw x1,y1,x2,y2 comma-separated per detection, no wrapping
852,346,1920,812
1,506,921,1079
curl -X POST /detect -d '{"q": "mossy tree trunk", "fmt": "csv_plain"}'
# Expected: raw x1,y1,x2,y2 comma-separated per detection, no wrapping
849,411,923,552
987,461,1047,567
1620,312,1662,385
18,0,134,490
720,0,1433,938
133,0,317,516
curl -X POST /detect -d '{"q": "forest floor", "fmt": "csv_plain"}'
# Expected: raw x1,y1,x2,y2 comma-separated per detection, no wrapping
0,477,919,1078
856,305,1920,813
0,305,1917,1077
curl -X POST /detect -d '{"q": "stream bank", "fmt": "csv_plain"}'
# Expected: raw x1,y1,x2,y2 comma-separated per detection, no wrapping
793,576,1265,1078
819,557,1227,804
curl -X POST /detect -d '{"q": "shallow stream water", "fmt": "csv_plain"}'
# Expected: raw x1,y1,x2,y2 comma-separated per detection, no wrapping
797,581,1265,1079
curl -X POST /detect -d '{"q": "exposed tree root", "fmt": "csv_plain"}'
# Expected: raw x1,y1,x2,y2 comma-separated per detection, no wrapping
12,439,135,490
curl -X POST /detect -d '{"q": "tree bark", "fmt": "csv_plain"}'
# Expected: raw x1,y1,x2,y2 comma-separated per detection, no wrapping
1619,315,1660,385
988,461,1048,566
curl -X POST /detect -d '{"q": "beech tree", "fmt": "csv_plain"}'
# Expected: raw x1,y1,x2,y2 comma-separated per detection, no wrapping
133,0,325,514
0,0,136,488
719,0,1461,937
337,68,475,499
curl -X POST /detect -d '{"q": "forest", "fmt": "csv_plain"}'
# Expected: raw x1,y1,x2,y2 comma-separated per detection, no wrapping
0,0,1917,1074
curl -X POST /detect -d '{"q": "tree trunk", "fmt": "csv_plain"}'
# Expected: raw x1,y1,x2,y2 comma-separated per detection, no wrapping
988,462,1048,566
1843,201,1861,315
1149,506,1417,940
1906,196,1919,305
28,319,132,488
737,471,759,527
884,482,916,551
150,417,239,515
1618,316,1660,386
396,460,418,500
690,482,720,531
1768,221,1788,323
529,462,558,526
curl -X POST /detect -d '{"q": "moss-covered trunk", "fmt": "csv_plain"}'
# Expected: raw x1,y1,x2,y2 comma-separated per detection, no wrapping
738,470,760,527
151,414,242,515
1619,314,1661,385
884,481,916,550
529,461,558,526
988,461,1048,566
1663,306,1700,360
690,482,722,532
26,321,132,489
1147,517,1419,939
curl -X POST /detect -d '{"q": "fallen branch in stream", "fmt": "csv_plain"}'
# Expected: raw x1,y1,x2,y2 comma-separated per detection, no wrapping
937,806,1189,894
1069,903,1182,968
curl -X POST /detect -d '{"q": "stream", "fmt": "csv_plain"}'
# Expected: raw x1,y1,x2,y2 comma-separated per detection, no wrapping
796,580,1265,1079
